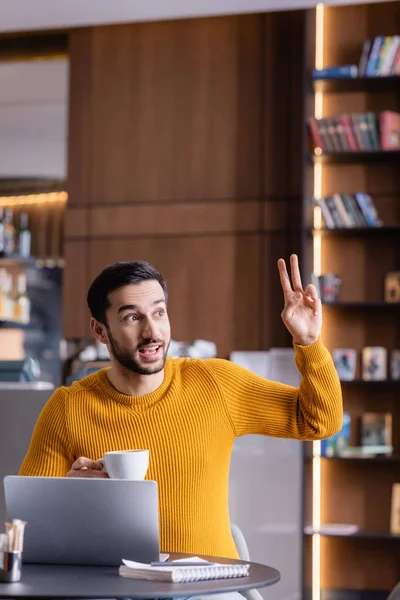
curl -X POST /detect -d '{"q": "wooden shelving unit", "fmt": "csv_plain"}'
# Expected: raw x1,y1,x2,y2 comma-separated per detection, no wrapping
304,530,400,540
309,226,400,237
302,3,400,600
304,455,400,463
313,75,400,93
321,301,400,309
311,150,400,164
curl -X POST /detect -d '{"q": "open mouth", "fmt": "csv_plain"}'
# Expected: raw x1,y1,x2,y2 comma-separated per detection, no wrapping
138,344,163,360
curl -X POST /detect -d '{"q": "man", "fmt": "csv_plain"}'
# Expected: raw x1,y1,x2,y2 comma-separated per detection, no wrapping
20,255,342,559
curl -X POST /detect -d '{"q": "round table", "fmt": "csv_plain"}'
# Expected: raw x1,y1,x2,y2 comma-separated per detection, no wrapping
0,553,280,599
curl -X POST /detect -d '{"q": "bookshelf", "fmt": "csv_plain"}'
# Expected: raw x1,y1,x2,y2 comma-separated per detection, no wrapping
311,150,400,164
302,3,400,600
304,531,400,540
313,75,400,93
309,226,400,238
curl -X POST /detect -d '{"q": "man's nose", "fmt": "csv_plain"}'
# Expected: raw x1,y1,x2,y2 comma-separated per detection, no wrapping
142,318,159,340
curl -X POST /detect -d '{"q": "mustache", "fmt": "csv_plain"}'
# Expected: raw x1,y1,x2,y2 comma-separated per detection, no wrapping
137,339,164,351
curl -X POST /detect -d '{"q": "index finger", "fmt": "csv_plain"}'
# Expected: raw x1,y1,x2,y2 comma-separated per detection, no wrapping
72,457,103,471
277,258,293,298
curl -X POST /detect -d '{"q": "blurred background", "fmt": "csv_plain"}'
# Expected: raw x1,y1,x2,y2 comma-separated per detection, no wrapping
0,1,399,600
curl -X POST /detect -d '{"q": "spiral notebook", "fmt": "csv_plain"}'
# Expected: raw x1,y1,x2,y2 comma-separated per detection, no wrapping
119,556,250,583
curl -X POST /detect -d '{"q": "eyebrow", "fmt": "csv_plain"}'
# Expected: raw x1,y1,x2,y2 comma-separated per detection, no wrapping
117,299,165,314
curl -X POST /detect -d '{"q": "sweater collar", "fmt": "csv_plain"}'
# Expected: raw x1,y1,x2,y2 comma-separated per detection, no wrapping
96,358,173,406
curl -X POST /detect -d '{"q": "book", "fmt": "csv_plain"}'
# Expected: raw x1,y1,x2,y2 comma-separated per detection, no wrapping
321,412,351,457
390,483,400,535
340,445,393,457
312,65,358,79
361,412,392,450
333,349,357,381
119,556,250,583
380,111,400,150
366,36,385,76
359,40,372,76
304,523,359,535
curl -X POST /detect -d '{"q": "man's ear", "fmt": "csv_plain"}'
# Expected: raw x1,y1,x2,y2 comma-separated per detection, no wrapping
90,318,109,345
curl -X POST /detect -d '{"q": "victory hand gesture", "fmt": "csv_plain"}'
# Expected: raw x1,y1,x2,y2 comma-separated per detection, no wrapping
278,254,322,346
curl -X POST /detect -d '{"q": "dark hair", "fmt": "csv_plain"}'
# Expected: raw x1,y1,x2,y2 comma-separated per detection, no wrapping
87,261,168,324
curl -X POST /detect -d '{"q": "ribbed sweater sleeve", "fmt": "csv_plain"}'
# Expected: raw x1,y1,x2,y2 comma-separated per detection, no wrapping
19,388,74,477
204,337,343,440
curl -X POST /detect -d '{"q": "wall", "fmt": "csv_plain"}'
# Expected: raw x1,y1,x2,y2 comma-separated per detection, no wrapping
65,12,306,355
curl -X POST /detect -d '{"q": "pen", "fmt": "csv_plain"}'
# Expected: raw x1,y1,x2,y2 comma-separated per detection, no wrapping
150,561,216,567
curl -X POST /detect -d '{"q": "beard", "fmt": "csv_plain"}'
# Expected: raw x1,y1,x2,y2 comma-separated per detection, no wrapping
106,328,169,376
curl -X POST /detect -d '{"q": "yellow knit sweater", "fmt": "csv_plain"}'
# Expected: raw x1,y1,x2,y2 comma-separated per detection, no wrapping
20,337,342,558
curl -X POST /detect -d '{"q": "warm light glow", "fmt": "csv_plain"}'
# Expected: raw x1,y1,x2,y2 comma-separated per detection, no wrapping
0,191,67,206
312,7,324,600
314,163,322,200
312,533,321,600
315,3,325,71
314,206,322,230
315,92,324,121
313,233,322,277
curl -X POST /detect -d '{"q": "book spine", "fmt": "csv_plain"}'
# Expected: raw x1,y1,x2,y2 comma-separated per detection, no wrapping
366,36,385,76
366,112,380,150
393,45,400,75
340,114,358,151
316,198,335,229
354,193,376,226
346,194,368,227
335,117,350,151
308,116,325,150
376,36,393,75
332,193,354,227
380,111,400,150
381,36,400,75
351,114,367,151
326,116,342,152
358,113,373,150
325,196,345,227
359,40,372,77
312,65,358,79
340,194,362,227
318,118,335,153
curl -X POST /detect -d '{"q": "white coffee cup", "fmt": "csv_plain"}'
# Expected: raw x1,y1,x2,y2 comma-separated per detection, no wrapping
97,449,149,480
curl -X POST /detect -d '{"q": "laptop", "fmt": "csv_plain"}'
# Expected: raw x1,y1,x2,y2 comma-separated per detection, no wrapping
3,476,160,566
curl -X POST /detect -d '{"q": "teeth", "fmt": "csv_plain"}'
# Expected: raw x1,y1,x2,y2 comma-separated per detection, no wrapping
141,346,160,355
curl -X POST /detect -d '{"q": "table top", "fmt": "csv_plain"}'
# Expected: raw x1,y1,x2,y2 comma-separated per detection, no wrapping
0,553,280,599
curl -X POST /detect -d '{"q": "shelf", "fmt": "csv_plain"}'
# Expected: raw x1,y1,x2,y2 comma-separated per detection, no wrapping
310,226,400,237
311,150,400,164
322,301,400,309
340,378,400,385
0,320,29,328
0,256,37,268
313,75,400,93
304,529,400,540
304,455,400,463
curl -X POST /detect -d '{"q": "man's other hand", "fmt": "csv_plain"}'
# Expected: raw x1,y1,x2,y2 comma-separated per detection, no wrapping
66,457,109,478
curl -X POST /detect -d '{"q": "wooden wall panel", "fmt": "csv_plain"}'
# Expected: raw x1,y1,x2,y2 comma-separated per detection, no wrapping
88,235,261,358
66,12,306,350
64,207,89,238
89,16,262,205
90,201,259,238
